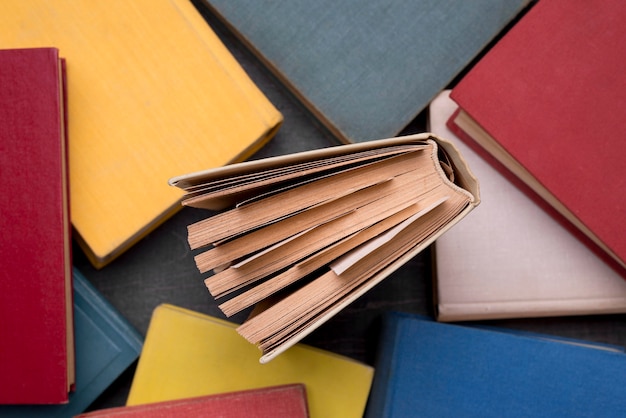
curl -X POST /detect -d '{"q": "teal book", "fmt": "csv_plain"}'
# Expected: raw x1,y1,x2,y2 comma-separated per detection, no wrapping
0,268,143,417
365,312,626,417
199,0,531,143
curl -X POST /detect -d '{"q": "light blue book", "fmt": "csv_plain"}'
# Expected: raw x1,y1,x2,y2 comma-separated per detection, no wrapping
0,268,142,417
201,0,531,143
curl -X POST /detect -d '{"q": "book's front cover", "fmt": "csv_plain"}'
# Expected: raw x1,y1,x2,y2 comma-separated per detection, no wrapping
366,312,626,417
127,304,373,418
0,47,72,404
203,0,530,143
450,0,626,272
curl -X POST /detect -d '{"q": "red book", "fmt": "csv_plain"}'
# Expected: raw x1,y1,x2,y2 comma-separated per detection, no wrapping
75,384,309,417
0,48,74,404
448,0,626,279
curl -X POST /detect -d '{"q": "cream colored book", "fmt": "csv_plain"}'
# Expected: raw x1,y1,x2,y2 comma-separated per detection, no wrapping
429,90,626,321
0,0,282,268
169,133,479,362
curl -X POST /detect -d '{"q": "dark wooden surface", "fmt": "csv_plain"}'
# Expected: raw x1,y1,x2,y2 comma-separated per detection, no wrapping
78,1,626,411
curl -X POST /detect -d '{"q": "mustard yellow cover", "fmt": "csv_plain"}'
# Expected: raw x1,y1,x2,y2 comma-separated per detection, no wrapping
127,304,373,418
0,0,282,268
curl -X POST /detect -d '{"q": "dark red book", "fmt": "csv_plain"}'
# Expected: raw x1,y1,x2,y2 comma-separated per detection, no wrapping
0,48,74,404
448,0,626,279
75,384,309,417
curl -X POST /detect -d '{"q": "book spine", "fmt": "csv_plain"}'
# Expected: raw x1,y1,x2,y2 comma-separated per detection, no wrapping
365,314,402,418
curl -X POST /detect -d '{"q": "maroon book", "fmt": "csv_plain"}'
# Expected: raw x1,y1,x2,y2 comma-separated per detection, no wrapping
75,384,309,418
448,0,626,279
0,47,74,404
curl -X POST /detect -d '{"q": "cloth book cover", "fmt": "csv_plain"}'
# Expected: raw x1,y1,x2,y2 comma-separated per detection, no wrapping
0,47,73,404
126,304,373,418
365,312,626,417
429,91,626,321
448,0,626,279
0,0,283,269
200,0,531,143
169,133,480,362
0,268,143,417
75,384,309,418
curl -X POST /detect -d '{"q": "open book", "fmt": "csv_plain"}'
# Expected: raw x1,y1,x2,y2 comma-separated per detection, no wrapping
169,133,479,362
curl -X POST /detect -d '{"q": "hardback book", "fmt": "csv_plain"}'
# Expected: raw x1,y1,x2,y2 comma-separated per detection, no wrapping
429,91,626,321
0,47,74,404
0,0,283,268
365,312,626,417
199,0,531,143
76,384,309,418
127,304,373,418
448,0,626,279
0,268,143,417
168,133,479,361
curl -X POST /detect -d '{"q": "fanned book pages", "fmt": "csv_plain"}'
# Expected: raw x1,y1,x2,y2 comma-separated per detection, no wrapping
169,133,479,361
0,0,282,269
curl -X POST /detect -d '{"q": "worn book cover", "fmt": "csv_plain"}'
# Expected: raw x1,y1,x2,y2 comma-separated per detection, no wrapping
449,0,626,279
200,0,531,143
0,0,283,268
0,47,73,404
127,304,373,418
430,91,626,321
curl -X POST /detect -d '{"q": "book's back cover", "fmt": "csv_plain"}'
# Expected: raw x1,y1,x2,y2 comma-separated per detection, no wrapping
0,47,72,404
203,0,530,143
450,0,626,273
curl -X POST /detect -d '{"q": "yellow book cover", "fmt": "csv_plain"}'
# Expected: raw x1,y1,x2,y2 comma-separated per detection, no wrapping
0,0,283,268
127,304,373,418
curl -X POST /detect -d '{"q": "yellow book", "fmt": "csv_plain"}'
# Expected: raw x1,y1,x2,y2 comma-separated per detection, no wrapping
0,0,282,268
127,304,374,418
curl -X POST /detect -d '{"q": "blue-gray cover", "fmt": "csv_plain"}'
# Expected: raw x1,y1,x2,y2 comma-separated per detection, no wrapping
365,312,626,417
0,268,143,417
203,0,531,143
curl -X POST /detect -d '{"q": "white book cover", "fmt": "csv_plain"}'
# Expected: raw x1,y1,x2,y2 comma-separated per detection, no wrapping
430,90,626,321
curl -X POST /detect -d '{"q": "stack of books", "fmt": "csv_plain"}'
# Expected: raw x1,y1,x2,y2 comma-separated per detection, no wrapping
2,0,625,416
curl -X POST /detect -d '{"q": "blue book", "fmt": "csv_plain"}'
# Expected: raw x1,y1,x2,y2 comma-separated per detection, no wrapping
365,312,626,417
0,268,143,417
200,0,531,143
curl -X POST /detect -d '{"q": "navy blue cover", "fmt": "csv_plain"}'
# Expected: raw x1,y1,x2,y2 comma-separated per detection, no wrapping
366,312,626,417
